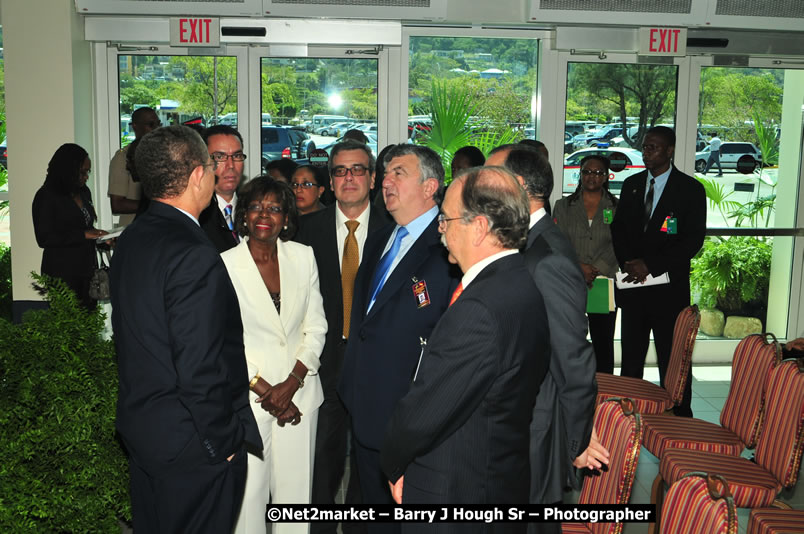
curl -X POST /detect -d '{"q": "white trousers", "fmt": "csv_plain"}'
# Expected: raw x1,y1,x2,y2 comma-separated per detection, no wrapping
233,407,318,534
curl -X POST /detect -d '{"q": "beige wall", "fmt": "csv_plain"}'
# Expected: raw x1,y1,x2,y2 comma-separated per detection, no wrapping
2,0,94,302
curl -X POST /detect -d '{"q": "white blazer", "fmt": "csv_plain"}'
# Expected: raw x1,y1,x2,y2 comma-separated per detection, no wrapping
221,238,326,414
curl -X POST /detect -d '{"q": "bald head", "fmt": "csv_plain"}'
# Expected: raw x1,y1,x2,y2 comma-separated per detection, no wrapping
453,166,530,250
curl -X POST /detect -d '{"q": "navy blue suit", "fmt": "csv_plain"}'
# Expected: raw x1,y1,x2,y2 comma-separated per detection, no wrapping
338,216,460,514
381,254,549,532
112,200,260,533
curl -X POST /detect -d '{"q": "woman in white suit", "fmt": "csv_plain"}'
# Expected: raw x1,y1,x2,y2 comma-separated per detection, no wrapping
222,177,327,534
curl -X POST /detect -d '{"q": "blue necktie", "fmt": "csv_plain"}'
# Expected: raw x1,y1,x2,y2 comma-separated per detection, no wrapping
367,227,409,310
223,204,239,243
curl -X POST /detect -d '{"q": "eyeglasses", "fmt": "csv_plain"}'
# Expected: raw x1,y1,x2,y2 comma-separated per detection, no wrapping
437,213,462,229
291,181,319,190
581,169,607,177
211,152,247,163
246,204,283,214
332,164,369,178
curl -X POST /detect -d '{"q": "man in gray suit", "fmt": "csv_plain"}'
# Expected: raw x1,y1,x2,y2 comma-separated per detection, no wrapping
487,145,608,533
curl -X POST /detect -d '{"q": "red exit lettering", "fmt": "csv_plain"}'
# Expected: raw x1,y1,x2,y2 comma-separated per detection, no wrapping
179,18,213,44
649,28,682,53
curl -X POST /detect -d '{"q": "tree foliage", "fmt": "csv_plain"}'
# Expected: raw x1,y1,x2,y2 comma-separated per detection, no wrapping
568,63,677,148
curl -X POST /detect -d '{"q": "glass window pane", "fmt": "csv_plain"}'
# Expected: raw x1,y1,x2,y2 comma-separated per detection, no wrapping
118,55,238,145
563,62,679,194
408,36,539,179
692,66,803,339
260,57,378,169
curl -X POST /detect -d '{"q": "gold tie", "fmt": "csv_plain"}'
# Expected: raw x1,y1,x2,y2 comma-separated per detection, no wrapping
342,220,360,338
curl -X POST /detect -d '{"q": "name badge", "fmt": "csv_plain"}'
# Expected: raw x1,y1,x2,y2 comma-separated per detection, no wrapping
660,215,678,234
603,209,614,224
412,279,431,308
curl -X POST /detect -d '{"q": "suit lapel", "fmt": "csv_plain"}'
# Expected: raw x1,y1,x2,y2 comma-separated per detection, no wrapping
276,239,298,329
236,239,285,335
366,219,439,320
647,167,678,233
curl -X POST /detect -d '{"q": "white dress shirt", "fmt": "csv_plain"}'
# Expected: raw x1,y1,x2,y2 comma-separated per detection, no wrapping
335,202,371,271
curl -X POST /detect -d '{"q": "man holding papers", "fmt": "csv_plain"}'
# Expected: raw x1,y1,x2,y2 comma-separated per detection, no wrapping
610,126,706,417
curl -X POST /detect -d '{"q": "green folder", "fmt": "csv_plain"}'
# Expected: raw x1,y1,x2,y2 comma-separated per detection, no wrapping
587,277,614,314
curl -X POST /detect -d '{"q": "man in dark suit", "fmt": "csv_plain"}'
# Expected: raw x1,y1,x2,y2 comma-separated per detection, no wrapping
295,140,386,534
199,125,246,252
111,125,261,533
610,126,706,417
487,146,605,530
381,167,549,527
338,144,460,530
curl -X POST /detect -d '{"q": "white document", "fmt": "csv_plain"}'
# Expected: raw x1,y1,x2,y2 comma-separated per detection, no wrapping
615,271,670,289
96,227,126,242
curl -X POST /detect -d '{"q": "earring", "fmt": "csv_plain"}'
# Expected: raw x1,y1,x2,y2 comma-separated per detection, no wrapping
283,225,288,230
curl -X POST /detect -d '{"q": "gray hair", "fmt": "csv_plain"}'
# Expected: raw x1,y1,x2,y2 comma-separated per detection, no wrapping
136,125,209,200
455,166,529,250
383,144,445,201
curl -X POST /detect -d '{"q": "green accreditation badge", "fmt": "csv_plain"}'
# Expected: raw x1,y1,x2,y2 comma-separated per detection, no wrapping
667,217,678,234
603,209,613,224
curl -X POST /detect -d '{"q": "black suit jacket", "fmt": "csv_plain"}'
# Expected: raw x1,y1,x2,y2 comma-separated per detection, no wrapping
199,195,238,253
524,217,597,505
338,215,461,451
112,200,260,475
610,166,706,310
381,253,549,506
295,204,388,394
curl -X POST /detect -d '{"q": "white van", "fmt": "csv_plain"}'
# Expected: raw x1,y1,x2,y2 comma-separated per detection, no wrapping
312,115,349,131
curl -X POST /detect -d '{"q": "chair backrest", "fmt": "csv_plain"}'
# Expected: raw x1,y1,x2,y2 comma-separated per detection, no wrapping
660,472,737,534
720,333,781,448
754,359,804,487
664,305,701,404
578,398,642,534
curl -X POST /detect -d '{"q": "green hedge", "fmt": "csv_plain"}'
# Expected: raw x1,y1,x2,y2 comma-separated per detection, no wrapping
0,274,130,532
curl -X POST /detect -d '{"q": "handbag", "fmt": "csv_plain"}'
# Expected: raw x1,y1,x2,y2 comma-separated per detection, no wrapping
88,248,112,301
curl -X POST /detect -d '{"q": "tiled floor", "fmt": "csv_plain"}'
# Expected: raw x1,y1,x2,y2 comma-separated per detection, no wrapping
334,365,804,533
562,365,804,534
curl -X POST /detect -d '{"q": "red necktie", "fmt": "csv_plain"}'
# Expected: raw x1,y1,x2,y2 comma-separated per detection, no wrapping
449,282,463,306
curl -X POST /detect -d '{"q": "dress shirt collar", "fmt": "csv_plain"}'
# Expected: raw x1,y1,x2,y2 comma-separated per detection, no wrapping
529,207,548,229
461,249,519,289
174,206,200,226
216,192,237,213
400,205,438,242
335,201,370,228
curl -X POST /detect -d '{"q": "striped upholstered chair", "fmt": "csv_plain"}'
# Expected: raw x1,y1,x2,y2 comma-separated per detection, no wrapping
747,508,804,533
659,473,737,534
562,398,642,534
595,306,700,415
642,333,781,463
652,359,804,531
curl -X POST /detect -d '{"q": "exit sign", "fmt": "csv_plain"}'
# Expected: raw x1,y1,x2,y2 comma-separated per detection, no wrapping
638,27,687,56
170,18,220,47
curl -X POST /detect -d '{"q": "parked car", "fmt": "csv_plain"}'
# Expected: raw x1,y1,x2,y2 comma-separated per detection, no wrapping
579,127,623,149
0,140,6,170
322,132,377,158
562,147,645,194
694,142,762,173
564,131,574,154
261,126,316,168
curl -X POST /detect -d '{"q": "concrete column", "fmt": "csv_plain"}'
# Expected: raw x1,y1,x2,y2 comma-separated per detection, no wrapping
1,0,94,316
